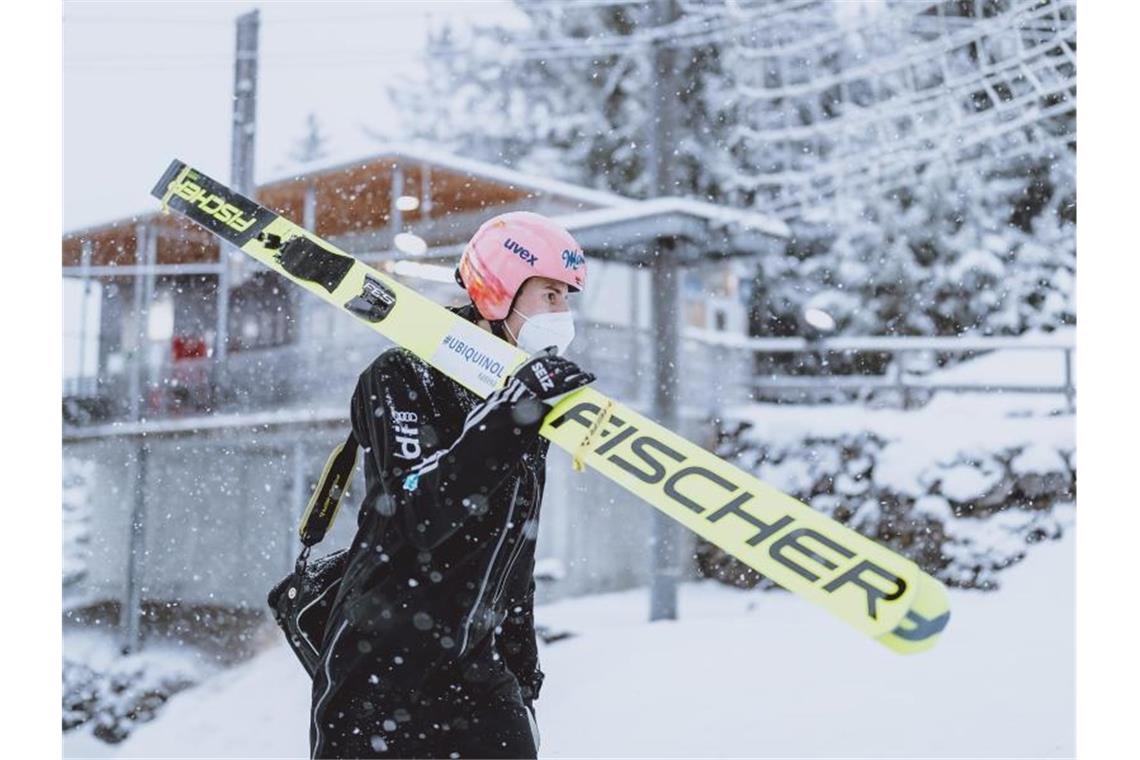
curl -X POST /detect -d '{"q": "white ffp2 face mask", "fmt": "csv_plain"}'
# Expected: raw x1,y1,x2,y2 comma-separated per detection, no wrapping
508,309,576,355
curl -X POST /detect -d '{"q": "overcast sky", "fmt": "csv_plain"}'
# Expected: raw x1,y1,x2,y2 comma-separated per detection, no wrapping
63,0,526,231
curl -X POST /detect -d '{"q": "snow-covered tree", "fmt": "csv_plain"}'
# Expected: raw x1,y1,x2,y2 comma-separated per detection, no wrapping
288,112,331,165
751,147,1075,339
391,1,739,199
389,0,1075,337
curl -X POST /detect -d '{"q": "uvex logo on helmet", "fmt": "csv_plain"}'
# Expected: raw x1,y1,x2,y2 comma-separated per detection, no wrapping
503,238,537,266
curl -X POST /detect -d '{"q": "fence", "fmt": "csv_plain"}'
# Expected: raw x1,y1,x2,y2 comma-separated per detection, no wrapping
682,327,1076,411
63,322,1076,431
571,321,1075,415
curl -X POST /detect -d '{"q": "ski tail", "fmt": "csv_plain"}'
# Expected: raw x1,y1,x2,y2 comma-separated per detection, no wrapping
151,159,276,247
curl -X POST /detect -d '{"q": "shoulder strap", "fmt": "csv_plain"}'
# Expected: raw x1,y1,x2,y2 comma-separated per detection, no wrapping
297,429,359,547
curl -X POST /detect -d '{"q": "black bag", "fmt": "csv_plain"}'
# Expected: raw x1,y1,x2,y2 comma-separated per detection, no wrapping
266,431,358,678
267,547,350,677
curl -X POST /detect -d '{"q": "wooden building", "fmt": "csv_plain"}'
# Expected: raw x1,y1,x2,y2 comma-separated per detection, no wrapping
62,143,625,424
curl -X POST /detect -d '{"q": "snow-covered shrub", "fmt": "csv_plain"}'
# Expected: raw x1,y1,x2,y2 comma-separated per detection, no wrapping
63,626,220,745
1011,443,1074,504
696,418,1075,591
938,502,1073,589
62,652,201,743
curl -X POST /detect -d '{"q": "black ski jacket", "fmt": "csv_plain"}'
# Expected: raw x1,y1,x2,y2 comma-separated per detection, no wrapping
310,340,550,730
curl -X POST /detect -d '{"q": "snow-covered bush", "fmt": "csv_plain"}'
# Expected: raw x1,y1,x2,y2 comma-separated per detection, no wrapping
63,658,196,743
62,637,208,744
698,417,1075,591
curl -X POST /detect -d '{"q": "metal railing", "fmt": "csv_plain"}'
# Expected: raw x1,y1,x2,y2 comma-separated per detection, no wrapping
576,322,1075,412
680,327,1076,411
62,323,1076,430
62,338,385,427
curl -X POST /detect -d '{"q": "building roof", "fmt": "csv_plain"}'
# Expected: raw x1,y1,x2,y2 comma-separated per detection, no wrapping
63,142,788,270
557,196,790,241
262,139,632,211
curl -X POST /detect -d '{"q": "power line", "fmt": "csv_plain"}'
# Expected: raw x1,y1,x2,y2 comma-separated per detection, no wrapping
65,8,738,69
65,0,1072,71
62,0,650,27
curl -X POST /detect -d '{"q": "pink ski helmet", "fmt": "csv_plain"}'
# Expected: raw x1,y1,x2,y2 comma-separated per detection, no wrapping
457,211,587,321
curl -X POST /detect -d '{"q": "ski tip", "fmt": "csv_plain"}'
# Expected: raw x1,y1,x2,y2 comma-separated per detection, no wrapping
876,575,951,654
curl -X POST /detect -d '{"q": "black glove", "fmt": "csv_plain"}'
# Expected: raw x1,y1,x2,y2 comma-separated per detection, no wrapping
510,347,596,401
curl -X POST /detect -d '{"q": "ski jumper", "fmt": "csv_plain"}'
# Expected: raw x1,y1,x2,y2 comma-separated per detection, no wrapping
309,336,549,759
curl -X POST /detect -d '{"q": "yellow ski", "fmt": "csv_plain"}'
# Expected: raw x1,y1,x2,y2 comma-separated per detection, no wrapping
151,159,950,653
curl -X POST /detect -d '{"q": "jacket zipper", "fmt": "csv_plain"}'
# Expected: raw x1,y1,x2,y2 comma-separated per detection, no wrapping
456,475,521,657
311,618,349,758
490,466,539,608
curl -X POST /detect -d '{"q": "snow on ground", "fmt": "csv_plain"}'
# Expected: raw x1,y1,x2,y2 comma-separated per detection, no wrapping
728,391,1070,454
64,532,1074,759
63,630,221,758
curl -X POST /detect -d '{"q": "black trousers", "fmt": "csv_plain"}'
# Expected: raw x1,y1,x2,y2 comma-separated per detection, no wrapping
311,685,538,759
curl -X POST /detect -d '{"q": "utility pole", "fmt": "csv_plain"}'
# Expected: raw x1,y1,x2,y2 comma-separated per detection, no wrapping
122,439,149,654
76,241,93,396
121,224,155,654
231,9,259,198
647,0,684,622
216,9,260,376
